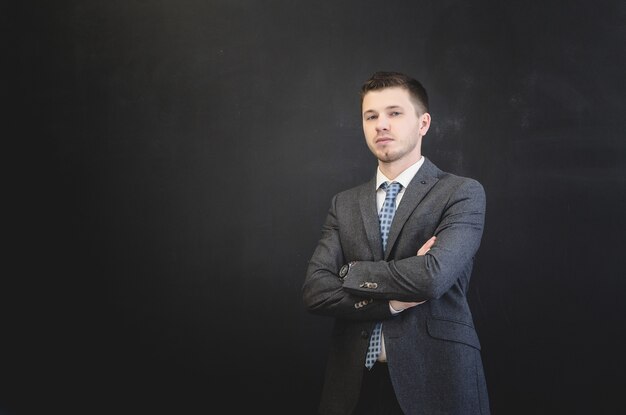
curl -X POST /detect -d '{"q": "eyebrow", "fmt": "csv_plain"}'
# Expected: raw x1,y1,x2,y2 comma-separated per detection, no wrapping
363,105,404,114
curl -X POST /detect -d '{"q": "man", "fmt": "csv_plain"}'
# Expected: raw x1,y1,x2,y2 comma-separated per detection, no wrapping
302,71,490,415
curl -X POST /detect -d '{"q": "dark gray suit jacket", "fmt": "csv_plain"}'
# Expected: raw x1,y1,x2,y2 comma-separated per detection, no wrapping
302,158,490,415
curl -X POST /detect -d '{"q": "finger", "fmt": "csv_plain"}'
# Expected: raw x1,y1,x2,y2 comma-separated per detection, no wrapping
417,236,437,256
417,237,436,255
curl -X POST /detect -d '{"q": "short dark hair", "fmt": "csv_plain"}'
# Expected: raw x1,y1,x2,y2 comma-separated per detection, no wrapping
360,71,429,114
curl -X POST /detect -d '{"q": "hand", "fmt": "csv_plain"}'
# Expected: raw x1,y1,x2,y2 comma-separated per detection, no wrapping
389,299,426,311
389,236,437,311
417,236,436,256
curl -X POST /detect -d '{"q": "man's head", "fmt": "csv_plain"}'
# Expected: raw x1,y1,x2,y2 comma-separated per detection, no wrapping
360,71,429,115
360,71,431,175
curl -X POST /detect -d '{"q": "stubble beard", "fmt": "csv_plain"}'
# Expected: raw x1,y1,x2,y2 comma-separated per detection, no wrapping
376,149,399,163
374,139,418,164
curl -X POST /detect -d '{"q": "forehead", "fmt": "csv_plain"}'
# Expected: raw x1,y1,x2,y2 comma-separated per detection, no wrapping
362,87,415,113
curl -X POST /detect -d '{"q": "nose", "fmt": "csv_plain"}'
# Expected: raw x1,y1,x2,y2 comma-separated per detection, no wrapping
375,115,389,132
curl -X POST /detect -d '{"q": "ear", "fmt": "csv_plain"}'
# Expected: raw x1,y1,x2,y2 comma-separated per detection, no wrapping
419,112,431,136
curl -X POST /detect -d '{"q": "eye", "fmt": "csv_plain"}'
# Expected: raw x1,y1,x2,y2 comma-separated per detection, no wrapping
365,114,378,121
389,111,402,117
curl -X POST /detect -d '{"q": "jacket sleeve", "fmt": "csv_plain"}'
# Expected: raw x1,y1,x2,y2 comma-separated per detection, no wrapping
342,179,486,301
302,194,392,321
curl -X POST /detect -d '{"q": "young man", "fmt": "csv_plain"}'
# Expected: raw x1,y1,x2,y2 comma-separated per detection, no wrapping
302,71,490,415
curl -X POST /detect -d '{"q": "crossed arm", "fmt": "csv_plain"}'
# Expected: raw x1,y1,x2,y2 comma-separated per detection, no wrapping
389,236,436,312
302,179,485,321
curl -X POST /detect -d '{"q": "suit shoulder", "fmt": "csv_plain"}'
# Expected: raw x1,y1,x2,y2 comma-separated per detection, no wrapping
438,171,484,193
332,180,371,200
435,172,486,208
422,158,484,194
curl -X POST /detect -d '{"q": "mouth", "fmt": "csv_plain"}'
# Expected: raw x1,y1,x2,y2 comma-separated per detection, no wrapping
375,136,394,144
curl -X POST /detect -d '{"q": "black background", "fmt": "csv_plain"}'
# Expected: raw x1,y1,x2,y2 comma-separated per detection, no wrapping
4,1,626,414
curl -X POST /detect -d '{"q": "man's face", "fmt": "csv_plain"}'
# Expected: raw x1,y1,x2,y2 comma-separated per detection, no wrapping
362,87,430,165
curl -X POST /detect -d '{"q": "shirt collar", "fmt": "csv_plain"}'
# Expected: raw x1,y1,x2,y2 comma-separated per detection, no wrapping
376,156,425,190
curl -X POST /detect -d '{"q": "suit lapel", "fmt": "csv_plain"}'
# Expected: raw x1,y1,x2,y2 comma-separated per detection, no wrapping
358,176,384,260
384,158,441,259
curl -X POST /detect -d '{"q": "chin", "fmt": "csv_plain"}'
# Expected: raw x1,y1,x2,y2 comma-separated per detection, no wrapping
377,153,399,163
378,151,399,161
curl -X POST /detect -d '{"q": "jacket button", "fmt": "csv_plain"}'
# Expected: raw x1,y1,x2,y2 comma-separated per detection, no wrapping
360,330,369,338
421,180,426,184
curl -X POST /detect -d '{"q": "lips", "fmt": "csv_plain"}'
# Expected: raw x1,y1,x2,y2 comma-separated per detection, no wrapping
376,136,394,144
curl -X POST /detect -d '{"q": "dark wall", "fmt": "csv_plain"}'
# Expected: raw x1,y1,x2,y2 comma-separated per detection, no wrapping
5,1,625,414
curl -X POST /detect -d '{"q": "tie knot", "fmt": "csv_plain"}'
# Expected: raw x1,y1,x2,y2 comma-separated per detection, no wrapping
381,181,402,197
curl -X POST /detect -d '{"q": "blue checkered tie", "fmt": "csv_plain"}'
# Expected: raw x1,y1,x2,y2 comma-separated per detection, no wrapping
365,181,402,370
